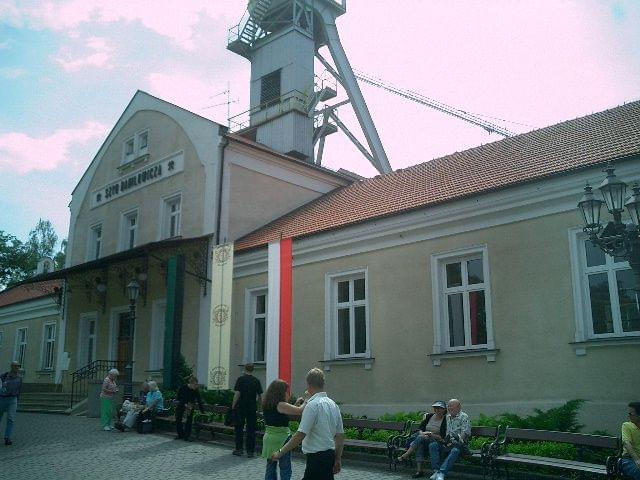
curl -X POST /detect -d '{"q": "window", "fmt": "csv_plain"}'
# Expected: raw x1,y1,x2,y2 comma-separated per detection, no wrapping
0,330,4,347
149,300,166,371
42,324,56,370
88,224,102,260
260,70,281,108
87,318,96,365
432,246,494,353
122,130,149,163
325,269,369,359
574,236,640,338
163,195,181,238
14,328,27,366
120,210,138,250
249,290,267,362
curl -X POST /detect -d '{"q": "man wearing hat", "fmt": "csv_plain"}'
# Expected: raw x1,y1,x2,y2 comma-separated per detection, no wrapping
0,361,23,446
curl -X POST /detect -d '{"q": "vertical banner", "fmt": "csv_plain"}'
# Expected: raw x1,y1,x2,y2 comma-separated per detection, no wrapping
266,238,293,388
208,243,234,390
163,255,185,389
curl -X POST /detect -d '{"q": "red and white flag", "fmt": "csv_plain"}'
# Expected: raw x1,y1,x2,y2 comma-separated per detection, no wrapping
266,238,292,388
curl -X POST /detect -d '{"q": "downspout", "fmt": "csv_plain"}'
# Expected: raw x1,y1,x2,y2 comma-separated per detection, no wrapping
215,126,229,245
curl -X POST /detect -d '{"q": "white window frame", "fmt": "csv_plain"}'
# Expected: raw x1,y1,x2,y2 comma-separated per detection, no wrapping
120,208,139,251
14,327,27,366
149,299,166,371
161,194,182,239
77,313,98,369
244,287,268,364
121,129,149,164
569,228,640,342
431,245,494,354
324,268,371,360
87,223,103,261
41,323,56,370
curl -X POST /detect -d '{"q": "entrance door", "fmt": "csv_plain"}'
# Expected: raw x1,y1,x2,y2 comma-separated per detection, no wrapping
116,312,134,370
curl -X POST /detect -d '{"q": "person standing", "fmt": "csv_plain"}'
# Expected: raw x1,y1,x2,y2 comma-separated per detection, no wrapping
428,398,471,480
0,361,23,445
100,368,119,431
175,375,204,441
620,402,640,480
232,363,263,457
261,379,306,480
270,368,344,480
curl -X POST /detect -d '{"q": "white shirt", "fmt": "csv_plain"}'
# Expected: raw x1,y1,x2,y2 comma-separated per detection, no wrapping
297,392,344,454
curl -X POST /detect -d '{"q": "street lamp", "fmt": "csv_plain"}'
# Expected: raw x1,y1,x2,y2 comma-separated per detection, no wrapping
577,164,640,291
124,279,140,401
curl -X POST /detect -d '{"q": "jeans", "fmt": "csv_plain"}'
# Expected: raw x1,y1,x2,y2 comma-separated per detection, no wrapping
409,434,433,462
100,397,113,428
620,457,640,480
176,405,194,439
235,408,257,453
0,396,18,440
265,452,292,480
429,442,461,475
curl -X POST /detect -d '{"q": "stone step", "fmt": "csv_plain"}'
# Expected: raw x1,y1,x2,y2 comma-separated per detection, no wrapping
20,392,71,399
18,407,69,415
19,401,71,408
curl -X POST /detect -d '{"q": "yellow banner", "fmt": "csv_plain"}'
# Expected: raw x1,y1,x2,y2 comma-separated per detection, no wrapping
208,243,234,390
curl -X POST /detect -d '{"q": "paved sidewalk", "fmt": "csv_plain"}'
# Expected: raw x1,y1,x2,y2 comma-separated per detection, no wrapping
0,413,411,480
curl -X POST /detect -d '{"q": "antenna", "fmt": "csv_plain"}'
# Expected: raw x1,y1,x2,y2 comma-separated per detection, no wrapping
202,85,238,127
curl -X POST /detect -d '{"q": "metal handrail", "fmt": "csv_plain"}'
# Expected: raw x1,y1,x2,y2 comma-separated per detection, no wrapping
69,359,129,409
229,89,309,132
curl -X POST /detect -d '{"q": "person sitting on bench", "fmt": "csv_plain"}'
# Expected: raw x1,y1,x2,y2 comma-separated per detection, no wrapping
428,399,471,480
136,381,164,433
620,401,640,480
398,401,448,478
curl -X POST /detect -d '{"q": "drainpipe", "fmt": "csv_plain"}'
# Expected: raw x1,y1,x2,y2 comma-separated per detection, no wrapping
215,126,229,245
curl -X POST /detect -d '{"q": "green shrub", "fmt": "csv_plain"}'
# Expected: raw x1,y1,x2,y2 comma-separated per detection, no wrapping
475,399,586,432
201,389,234,407
377,411,424,423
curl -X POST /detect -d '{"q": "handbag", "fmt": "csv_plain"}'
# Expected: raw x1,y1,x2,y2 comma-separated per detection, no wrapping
123,410,139,428
224,408,237,427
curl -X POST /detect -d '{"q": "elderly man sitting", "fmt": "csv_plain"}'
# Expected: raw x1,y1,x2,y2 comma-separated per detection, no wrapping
136,381,164,433
428,399,471,480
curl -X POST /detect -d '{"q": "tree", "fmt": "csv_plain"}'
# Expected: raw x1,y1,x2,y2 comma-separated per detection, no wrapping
0,231,32,289
26,219,58,260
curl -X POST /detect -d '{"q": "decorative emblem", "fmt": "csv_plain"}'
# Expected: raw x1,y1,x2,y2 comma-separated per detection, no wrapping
212,304,229,326
209,366,227,387
213,245,231,266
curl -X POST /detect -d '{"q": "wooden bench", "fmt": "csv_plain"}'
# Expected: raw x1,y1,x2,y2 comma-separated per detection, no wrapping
192,404,235,440
341,418,410,469
487,427,620,479
391,425,500,477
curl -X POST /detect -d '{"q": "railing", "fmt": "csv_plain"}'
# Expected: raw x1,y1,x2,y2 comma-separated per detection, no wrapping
229,89,309,132
70,359,128,409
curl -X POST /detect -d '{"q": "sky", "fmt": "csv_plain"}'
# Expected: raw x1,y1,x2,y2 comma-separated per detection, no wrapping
0,0,639,246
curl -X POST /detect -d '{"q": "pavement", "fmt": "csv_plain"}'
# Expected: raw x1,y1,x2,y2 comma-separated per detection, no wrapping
0,413,419,480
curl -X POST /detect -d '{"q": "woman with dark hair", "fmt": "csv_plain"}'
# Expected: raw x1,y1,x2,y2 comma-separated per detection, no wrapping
261,379,305,480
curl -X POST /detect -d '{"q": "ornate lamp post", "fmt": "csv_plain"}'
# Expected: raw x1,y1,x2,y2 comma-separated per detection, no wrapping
577,164,640,291
124,279,140,401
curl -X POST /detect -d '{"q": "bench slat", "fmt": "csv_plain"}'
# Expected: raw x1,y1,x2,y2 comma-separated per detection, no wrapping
495,453,607,473
504,428,619,449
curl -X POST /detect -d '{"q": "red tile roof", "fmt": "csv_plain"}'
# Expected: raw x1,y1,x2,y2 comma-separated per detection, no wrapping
0,280,62,308
235,100,640,252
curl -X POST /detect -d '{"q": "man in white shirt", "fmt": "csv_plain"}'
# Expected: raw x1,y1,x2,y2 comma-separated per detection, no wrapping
270,368,345,479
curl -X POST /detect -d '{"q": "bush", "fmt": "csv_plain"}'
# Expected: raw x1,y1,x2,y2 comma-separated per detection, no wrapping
201,389,234,407
475,399,586,432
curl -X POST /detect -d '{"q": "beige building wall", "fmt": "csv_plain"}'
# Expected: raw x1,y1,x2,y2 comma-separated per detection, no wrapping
233,207,638,433
0,301,59,384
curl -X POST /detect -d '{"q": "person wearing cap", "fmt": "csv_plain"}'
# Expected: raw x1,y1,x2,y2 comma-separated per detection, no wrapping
0,361,23,446
100,368,119,431
428,399,471,480
397,401,448,478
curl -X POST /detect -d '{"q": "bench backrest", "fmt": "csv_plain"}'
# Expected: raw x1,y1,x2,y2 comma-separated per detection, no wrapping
471,426,499,438
203,404,229,415
504,428,619,449
342,418,406,432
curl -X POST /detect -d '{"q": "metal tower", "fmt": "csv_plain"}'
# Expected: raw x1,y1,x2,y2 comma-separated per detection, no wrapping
228,0,392,174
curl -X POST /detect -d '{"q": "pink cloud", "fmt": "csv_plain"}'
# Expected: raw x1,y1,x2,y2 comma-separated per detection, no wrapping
53,36,113,72
0,121,109,175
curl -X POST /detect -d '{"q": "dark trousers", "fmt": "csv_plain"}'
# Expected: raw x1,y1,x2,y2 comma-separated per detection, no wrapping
136,409,155,433
302,449,336,480
175,405,194,439
234,408,257,453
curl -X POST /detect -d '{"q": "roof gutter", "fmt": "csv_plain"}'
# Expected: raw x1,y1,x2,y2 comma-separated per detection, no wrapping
216,126,229,245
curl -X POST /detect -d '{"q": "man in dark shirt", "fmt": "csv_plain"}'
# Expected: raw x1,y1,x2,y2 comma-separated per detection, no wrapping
231,363,263,457
0,361,23,446
175,375,204,441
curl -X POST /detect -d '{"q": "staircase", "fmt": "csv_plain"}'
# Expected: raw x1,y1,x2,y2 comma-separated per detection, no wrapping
228,0,274,58
18,391,73,415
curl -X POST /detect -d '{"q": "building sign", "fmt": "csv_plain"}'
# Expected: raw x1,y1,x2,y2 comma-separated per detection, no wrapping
90,151,184,209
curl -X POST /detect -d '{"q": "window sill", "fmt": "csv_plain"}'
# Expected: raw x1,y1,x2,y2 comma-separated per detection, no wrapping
570,336,640,356
428,348,499,366
35,369,54,375
119,153,150,172
319,357,374,371
237,362,266,369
